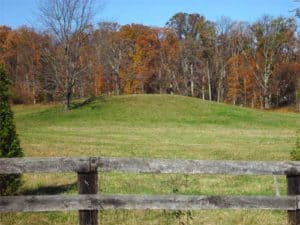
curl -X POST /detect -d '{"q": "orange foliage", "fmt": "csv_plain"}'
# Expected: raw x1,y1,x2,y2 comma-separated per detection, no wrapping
1,27,44,103
226,54,256,106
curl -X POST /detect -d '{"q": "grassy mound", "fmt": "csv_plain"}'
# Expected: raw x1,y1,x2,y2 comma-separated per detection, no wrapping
3,94,299,225
14,94,299,160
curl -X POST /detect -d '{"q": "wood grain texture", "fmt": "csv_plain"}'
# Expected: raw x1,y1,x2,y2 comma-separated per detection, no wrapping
1,157,300,175
0,194,297,212
287,175,300,225
97,157,300,175
78,171,98,225
0,157,91,173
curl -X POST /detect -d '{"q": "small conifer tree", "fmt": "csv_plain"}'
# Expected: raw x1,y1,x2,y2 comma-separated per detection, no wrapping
0,64,23,195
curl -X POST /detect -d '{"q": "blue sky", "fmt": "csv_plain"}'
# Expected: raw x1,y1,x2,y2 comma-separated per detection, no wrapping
0,0,299,29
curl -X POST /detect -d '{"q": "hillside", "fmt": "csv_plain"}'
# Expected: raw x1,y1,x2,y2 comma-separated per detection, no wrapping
3,94,300,225
14,94,299,160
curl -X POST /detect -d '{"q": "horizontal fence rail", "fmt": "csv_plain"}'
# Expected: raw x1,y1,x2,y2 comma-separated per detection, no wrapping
1,157,300,225
1,157,300,175
0,195,297,212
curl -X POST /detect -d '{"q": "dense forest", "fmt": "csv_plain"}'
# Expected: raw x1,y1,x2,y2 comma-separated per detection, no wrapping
0,12,299,110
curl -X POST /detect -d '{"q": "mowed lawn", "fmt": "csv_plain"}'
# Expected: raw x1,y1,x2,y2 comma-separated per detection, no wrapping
1,94,300,225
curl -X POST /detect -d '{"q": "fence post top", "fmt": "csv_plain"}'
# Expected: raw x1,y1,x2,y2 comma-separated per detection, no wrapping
89,157,98,172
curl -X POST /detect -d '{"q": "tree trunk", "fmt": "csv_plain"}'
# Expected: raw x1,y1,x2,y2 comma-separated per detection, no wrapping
251,93,255,108
206,61,212,101
264,96,271,109
190,64,194,97
64,92,72,111
217,68,225,103
114,74,120,95
262,61,272,109
172,73,179,94
276,89,279,108
32,80,36,105
233,72,238,105
159,69,162,94
190,79,194,97
202,75,205,100
296,76,300,112
217,77,222,103
263,87,271,109
244,79,247,106
260,95,264,109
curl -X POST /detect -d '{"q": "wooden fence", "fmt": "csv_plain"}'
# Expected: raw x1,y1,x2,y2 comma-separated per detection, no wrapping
1,157,300,225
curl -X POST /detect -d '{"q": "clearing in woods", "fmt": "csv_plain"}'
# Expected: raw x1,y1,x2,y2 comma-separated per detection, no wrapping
1,94,300,225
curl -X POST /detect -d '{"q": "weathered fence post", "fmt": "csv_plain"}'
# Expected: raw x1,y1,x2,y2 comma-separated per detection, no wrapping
287,174,300,225
78,158,98,225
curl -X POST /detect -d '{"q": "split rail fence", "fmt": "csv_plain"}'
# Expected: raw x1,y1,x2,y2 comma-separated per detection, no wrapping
1,157,300,225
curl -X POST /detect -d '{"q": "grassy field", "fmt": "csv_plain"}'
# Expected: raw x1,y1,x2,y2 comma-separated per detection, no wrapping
1,94,300,225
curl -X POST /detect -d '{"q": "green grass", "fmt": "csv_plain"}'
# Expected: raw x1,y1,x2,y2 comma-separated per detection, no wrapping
1,94,300,225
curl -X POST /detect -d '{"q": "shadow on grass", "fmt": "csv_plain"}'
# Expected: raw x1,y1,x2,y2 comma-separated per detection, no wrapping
71,96,103,110
21,182,77,195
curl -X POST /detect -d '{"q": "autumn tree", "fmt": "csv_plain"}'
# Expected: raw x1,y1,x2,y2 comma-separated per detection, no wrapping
159,29,180,94
1,11,298,110
297,67,300,111
251,16,296,109
131,25,162,93
167,13,216,99
273,62,300,107
39,0,96,110
214,17,233,102
93,22,131,95
295,2,300,112
1,27,45,104
226,54,255,106
0,26,11,63
112,24,162,94
214,19,251,102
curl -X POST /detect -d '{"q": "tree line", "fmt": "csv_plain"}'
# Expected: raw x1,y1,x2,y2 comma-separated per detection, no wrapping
0,11,299,110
